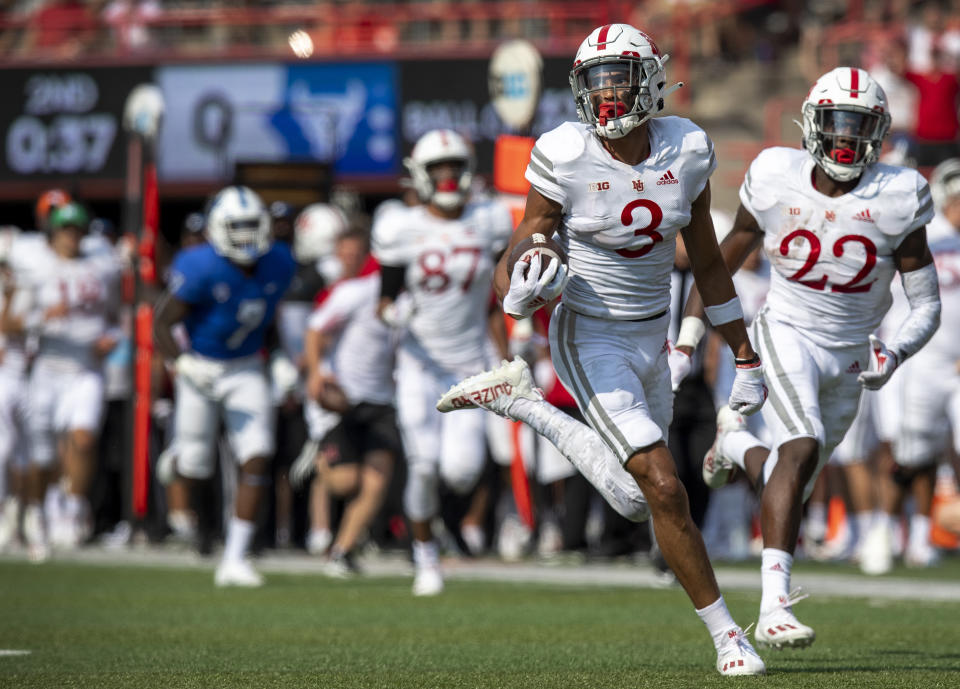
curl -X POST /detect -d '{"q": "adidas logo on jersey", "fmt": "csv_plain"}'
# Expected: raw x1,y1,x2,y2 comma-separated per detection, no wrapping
852,209,874,223
657,170,679,185
846,361,862,374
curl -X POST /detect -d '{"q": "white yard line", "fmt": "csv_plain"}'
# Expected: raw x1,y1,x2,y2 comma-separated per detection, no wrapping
3,546,960,602
0,650,31,657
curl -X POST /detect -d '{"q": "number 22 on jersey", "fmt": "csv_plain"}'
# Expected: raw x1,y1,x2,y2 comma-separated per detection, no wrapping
779,230,877,293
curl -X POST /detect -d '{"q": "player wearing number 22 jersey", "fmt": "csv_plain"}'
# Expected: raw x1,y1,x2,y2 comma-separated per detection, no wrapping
682,68,940,656
157,185,295,588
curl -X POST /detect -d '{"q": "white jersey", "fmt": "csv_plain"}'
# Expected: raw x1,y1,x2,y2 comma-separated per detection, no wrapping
740,147,933,348
307,272,397,406
525,117,716,320
14,241,119,371
372,199,512,374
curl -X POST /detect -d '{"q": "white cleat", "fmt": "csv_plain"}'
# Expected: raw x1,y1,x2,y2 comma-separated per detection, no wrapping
904,540,940,569
412,564,444,597
859,521,893,576
214,559,265,588
436,356,542,418
703,405,745,489
755,589,815,650
716,626,766,676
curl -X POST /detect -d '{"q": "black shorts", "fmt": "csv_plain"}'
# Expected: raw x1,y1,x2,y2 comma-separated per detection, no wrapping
322,403,403,467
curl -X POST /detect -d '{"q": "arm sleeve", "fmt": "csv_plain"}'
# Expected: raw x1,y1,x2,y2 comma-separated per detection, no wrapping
380,264,407,300
888,262,941,361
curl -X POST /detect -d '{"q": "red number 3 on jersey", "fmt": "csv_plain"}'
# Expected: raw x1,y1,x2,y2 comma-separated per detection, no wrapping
615,199,664,259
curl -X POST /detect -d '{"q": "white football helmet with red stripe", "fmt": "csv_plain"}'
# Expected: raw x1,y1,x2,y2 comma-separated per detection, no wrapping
405,129,475,211
801,67,891,182
569,24,681,139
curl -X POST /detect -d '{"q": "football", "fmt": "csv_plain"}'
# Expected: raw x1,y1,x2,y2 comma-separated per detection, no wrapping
506,232,567,280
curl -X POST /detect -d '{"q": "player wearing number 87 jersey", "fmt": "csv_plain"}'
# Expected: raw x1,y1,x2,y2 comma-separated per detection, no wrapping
154,185,296,587
680,67,940,656
373,128,513,596
437,24,767,676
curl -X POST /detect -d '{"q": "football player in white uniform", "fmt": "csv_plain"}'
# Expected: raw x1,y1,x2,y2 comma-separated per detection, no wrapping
861,158,960,572
0,227,31,551
373,129,513,597
4,203,121,559
680,68,940,650
437,24,767,676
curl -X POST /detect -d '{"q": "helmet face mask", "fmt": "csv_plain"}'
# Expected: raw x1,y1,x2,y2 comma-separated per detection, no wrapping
569,24,676,140
801,68,891,183
405,129,474,211
205,186,271,266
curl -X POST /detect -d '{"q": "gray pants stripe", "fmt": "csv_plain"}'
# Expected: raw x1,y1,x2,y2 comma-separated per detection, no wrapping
756,313,816,437
556,308,634,460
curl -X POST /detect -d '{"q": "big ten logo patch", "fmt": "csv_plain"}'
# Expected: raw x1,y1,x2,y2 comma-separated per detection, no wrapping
587,181,610,192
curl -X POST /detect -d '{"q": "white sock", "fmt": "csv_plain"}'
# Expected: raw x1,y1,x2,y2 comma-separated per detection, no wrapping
760,548,793,614
509,397,647,521
696,596,739,651
412,539,439,569
720,430,765,471
874,512,894,533
909,513,931,549
223,517,255,564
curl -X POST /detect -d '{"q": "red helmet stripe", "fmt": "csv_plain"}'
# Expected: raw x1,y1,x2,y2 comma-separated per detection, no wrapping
849,68,860,98
597,24,612,49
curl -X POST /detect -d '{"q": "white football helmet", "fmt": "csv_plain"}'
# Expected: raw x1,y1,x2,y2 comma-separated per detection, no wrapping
800,67,891,182
931,158,960,210
569,24,680,139
205,185,271,265
293,203,349,263
405,129,474,210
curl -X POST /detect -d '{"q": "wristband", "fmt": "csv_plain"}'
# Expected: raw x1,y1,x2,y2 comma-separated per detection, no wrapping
735,354,761,367
676,316,706,349
704,297,744,326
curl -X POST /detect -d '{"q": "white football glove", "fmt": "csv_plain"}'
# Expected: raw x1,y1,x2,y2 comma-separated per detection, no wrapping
858,334,899,390
728,361,767,416
380,294,416,329
174,353,222,395
502,253,568,319
666,341,692,392
269,351,300,404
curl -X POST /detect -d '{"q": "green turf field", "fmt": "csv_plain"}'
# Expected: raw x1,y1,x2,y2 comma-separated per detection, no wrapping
1,560,959,688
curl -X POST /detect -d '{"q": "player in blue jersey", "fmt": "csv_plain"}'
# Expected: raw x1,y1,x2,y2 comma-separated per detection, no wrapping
154,185,296,587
